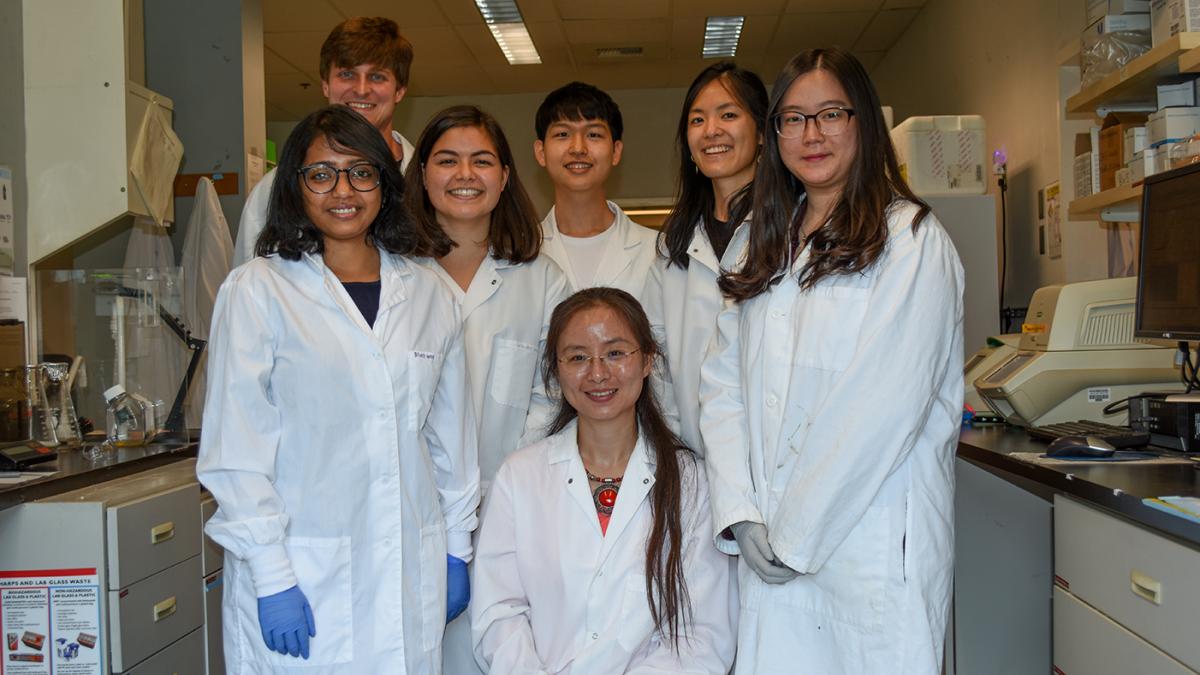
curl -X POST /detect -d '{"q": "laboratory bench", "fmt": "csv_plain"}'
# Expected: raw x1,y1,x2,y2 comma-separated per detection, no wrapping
953,424,1200,675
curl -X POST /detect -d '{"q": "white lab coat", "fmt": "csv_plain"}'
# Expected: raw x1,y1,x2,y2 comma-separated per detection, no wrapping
419,253,570,675
180,176,233,426
198,251,479,674
232,131,414,267
472,421,738,675
700,201,964,674
644,220,748,455
540,201,658,302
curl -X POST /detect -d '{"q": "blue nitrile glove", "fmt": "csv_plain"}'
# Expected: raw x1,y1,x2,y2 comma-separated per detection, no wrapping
446,554,470,623
257,585,316,659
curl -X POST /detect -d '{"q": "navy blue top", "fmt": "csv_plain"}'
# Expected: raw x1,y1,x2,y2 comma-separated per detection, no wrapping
342,280,382,327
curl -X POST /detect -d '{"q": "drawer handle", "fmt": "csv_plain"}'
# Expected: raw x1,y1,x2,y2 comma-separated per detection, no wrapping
1130,570,1162,605
150,521,176,544
153,596,177,622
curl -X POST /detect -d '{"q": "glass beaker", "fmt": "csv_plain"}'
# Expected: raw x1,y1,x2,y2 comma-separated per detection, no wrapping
38,363,80,446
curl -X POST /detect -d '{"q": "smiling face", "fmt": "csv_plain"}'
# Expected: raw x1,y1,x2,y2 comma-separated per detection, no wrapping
422,125,508,231
300,135,381,247
534,119,622,194
321,62,407,134
555,305,652,426
686,77,761,187
777,68,858,198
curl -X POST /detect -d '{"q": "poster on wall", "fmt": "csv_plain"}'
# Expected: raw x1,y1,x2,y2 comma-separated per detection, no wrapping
0,569,102,675
0,167,14,276
1044,181,1062,259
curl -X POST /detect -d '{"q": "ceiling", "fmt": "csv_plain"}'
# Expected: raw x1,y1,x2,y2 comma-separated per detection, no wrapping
263,0,927,121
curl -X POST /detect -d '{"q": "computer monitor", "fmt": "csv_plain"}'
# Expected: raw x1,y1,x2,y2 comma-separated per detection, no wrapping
1135,162,1200,340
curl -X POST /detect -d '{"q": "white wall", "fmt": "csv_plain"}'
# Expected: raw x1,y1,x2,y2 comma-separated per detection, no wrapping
269,86,688,216
874,0,1110,312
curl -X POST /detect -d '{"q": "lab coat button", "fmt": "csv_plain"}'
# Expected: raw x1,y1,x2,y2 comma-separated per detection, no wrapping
766,395,778,407
771,310,784,318
591,633,599,640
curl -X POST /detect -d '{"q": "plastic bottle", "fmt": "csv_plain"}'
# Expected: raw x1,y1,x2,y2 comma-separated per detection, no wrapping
103,384,148,447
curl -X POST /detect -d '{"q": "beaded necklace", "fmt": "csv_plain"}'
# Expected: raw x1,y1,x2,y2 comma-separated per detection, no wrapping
585,468,623,516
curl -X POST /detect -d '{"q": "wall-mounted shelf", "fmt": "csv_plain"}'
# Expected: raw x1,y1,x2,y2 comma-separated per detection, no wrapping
1066,33,1200,119
1067,184,1142,220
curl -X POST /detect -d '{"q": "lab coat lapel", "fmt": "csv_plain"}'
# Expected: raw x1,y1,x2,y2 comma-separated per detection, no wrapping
593,202,641,287
541,211,582,290
596,437,655,566
375,253,410,326
687,224,721,275
460,256,505,319
549,422,605,535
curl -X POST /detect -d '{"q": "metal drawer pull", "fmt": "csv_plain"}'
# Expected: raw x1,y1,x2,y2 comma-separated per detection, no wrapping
150,521,176,544
1130,570,1162,605
153,596,177,622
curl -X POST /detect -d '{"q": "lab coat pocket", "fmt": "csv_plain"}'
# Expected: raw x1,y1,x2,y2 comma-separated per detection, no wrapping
270,536,354,665
489,338,539,409
804,505,890,631
617,574,655,652
419,525,448,652
791,285,869,371
407,350,443,431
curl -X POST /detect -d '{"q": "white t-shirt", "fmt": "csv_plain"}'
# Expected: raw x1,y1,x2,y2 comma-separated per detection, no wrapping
555,223,615,289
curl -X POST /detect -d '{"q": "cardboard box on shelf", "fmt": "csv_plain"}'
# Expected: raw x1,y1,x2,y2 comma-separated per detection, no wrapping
1115,166,1135,186
1123,125,1148,163
1100,112,1149,190
1151,0,1200,45
1088,0,1151,24
1148,106,1200,145
1129,146,1158,181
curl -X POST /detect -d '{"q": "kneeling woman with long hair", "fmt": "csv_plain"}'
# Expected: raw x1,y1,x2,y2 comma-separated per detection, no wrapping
472,288,736,674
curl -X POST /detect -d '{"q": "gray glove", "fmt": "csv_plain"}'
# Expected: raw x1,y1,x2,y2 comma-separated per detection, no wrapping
731,521,799,584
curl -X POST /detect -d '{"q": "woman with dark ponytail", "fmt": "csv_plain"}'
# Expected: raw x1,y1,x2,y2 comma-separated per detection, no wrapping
701,47,965,673
472,288,736,673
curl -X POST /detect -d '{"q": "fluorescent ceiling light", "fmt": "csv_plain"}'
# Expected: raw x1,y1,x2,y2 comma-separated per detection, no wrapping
702,16,744,58
475,0,542,65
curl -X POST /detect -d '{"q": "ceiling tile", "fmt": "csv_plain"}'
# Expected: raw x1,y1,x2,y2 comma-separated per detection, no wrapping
404,26,479,66
883,0,925,7
454,23,512,67
264,31,329,80
265,47,305,76
669,18,705,59
327,0,450,28
671,0,788,18
736,14,780,57
409,65,498,95
571,42,669,65
439,0,561,23
853,50,886,70
484,64,580,93
265,72,326,117
561,18,670,44
554,0,668,20
769,12,873,54
854,8,918,51
264,0,346,33
785,0,883,11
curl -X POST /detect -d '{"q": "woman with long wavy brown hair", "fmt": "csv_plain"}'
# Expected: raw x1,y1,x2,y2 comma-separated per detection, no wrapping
701,47,965,673
472,288,736,673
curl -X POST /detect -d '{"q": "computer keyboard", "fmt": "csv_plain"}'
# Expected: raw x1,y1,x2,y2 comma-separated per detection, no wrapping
1027,420,1152,449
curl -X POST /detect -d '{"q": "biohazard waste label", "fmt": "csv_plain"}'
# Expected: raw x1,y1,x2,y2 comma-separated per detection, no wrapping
0,569,101,675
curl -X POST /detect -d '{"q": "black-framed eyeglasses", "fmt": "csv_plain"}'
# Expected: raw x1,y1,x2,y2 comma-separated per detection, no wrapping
773,107,856,138
297,162,382,194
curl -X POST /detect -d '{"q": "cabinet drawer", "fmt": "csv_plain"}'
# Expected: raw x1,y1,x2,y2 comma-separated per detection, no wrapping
1054,496,1200,670
107,483,201,589
109,556,204,671
120,626,205,675
203,569,225,675
200,494,223,577
1053,587,1196,675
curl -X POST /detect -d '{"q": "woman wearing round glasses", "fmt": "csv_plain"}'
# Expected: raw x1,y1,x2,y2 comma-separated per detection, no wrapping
701,48,964,673
198,105,478,672
472,287,736,674
405,105,570,675
645,61,767,455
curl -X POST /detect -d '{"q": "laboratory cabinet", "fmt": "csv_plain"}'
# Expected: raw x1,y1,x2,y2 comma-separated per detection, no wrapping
0,459,223,673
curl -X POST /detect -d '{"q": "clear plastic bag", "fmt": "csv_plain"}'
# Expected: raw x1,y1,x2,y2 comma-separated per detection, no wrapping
1081,29,1152,89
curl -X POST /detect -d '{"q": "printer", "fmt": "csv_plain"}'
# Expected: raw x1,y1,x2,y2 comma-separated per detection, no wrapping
973,277,1182,427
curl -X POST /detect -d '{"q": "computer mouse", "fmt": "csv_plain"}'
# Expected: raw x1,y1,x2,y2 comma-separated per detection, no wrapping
1045,435,1117,459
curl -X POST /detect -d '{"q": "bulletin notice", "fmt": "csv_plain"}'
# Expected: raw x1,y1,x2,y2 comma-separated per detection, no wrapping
0,569,101,675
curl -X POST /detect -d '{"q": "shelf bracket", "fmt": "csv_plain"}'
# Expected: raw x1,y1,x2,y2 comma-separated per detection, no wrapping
1100,205,1139,222
1095,103,1155,118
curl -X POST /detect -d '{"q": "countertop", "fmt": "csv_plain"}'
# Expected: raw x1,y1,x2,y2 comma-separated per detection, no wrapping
958,424,1200,547
0,441,198,511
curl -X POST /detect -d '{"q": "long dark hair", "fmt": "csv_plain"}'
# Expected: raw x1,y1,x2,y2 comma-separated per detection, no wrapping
719,47,928,300
661,62,767,268
255,105,416,260
405,105,542,264
542,288,693,647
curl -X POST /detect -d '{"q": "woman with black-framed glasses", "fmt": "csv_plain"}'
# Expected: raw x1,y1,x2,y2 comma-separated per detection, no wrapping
701,48,965,673
198,105,479,672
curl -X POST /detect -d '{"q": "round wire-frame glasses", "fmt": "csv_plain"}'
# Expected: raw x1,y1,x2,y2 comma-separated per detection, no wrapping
297,162,382,194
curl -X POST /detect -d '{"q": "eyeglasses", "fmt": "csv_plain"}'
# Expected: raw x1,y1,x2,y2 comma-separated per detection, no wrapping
297,162,381,194
557,348,641,373
773,107,856,138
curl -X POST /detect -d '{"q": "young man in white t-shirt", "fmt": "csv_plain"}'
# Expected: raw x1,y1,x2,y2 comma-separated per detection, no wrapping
533,82,657,301
232,17,416,266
